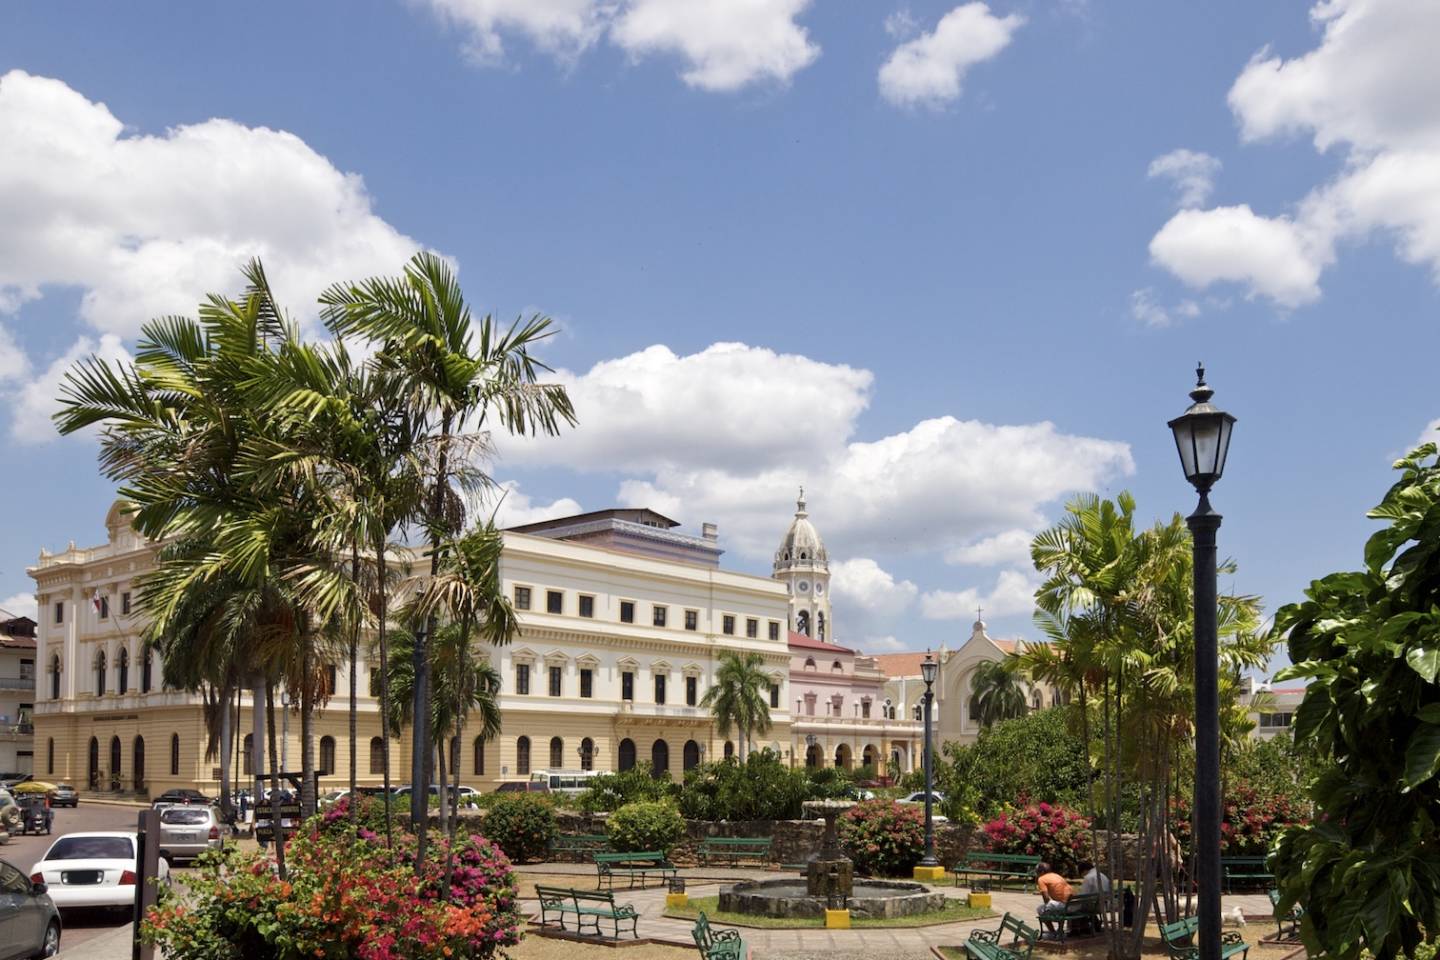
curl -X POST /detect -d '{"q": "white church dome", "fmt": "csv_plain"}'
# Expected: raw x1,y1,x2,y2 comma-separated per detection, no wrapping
775,488,828,566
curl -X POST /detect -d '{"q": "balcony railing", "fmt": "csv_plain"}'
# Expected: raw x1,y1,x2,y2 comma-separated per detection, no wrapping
0,676,35,691
0,723,34,739
618,702,704,719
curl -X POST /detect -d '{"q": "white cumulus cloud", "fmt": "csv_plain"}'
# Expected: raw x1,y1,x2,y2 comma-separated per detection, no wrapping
1129,288,1201,329
1148,205,1328,308
944,529,1033,566
1148,149,1221,208
0,592,37,622
829,557,920,647
878,2,1024,108
1417,418,1440,451
417,0,819,91
485,481,585,528
10,334,132,444
920,569,1037,620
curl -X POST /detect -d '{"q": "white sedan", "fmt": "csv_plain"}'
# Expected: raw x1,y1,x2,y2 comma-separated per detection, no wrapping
29,832,169,911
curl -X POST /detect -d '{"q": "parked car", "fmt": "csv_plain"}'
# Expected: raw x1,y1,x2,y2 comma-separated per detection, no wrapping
899,790,946,805
0,857,61,959
493,781,549,794
152,789,211,808
28,832,169,911
49,785,78,808
393,784,480,803
157,807,226,864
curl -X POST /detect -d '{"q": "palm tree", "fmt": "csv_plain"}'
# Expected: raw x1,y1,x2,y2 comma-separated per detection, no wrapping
968,657,1028,728
319,251,575,865
700,652,773,762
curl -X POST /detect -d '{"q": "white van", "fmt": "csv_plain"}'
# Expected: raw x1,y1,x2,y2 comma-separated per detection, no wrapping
528,769,602,796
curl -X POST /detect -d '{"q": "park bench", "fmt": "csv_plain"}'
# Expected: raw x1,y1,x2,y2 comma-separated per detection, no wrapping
1221,856,1273,892
698,837,772,866
548,833,609,862
535,884,640,939
594,850,679,890
952,851,1042,889
691,910,746,960
1268,889,1303,940
965,913,1041,960
1037,892,1103,942
1160,915,1249,960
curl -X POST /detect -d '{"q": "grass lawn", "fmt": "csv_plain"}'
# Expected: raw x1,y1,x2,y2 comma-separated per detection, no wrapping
664,894,995,929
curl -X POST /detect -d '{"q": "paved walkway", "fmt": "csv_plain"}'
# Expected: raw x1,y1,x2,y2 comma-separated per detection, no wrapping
515,865,1278,958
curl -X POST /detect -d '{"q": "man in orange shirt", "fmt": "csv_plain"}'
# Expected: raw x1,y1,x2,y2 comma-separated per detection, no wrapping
1035,862,1073,918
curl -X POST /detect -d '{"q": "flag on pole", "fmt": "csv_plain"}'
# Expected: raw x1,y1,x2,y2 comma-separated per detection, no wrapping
91,589,102,614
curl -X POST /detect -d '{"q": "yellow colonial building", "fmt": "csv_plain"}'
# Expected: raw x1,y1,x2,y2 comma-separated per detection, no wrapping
28,503,796,797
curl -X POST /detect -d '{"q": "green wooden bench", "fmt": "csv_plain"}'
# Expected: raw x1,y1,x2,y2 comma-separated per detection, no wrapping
965,913,1041,960
1037,892,1103,942
594,850,679,890
691,910,746,960
1160,915,1249,960
698,837,772,866
953,852,1042,889
1221,856,1273,892
549,833,609,862
1268,889,1303,940
535,884,639,938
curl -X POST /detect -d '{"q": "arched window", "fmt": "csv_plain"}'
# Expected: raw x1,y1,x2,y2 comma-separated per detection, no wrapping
243,734,254,776
88,736,99,789
319,736,336,775
1031,690,1042,711
1051,689,1062,708
118,648,129,694
95,649,107,696
549,737,563,769
580,738,594,771
817,612,826,641
133,736,145,790
804,658,816,672
516,736,531,776
724,740,734,760
831,660,843,673
50,655,60,699
618,738,636,772
796,610,810,636
141,647,153,693
109,736,121,789
967,695,979,722
46,738,54,775
650,740,669,778
683,740,700,771
170,734,181,776
805,743,822,768
834,744,851,769
473,736,486,775
368,737,384,775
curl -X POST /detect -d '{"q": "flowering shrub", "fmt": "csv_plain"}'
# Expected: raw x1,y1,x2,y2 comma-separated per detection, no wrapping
608,800,686,854
142,827,516,960
838,800,925,876
480,794,556,863
319,793,401,840
981,802,1091,876
578,764,679,813
1171,782,1306,856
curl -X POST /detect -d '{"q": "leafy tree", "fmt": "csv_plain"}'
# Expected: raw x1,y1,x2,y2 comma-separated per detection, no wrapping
1271,443,1440,960
577,764,679,813
968,657,1029,728
679,752,811,821
938,708,1091,817
699,651,772,761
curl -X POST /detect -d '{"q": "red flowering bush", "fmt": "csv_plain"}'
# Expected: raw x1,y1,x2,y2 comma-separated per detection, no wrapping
142,819,521,960
838,800,926,876
1171,782,1306,856
981,802,1091,876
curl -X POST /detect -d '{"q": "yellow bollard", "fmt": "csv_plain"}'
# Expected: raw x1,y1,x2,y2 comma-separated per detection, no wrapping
912,864,947,882
665,892,690,909
825,908,852,929
967,891,992,909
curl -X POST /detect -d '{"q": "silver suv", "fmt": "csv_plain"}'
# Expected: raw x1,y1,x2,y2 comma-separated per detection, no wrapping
157,806,226,864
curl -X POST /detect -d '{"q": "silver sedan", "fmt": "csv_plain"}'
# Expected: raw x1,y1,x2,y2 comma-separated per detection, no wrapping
156,807,225,864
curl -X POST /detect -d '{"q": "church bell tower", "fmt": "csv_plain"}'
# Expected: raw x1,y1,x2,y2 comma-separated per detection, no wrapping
773,488,832,641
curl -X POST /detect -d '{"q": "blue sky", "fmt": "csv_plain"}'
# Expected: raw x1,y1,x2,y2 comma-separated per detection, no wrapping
1,0,1435,669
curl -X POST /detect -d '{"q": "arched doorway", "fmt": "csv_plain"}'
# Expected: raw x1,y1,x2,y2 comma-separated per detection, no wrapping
723,741,734,760
109,736,121,790
549,737,563,769
834,743,852,769
618,738,636,772
862,744,878,771
88,737,99,789
580,738,594,771
650,740,669,778
118,648,130,694
683,740,700,772
319,736,336,776
133,736,145,792
805,743,823,768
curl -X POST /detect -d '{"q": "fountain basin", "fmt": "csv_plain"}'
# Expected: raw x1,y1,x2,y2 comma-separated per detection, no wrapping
719,878,947,920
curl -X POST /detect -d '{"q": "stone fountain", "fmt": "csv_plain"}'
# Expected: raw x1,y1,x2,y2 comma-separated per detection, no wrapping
717,799,945,920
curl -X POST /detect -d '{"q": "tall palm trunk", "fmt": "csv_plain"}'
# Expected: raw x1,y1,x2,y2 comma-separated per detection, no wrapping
413,410,454,868
373,532,394,846
265,680,288,880
349,543,360,818
300,643,316,820
218,680,233,821
441,721,464,903
251,674,266,802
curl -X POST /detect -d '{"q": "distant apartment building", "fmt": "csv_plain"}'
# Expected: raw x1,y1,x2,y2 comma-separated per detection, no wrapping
0,611,37,777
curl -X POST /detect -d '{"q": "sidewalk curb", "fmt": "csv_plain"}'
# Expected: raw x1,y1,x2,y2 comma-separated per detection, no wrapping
77,798,150,809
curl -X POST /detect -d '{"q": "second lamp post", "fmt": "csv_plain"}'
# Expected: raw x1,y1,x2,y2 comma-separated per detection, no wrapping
914,650,943,881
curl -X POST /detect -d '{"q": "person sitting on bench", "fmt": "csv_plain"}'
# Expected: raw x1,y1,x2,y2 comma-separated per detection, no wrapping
1079,861,1112,896
1035,862,1073,917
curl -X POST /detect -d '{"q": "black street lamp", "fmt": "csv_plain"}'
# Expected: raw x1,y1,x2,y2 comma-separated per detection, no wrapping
1168,363,1236,960
916,651,941,877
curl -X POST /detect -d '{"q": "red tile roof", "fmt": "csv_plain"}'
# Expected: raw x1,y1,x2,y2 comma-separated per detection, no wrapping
787,631,855,654
873,652,930,677
0,634,36,650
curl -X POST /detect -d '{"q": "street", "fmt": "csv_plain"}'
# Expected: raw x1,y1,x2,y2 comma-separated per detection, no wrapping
1,800,154,954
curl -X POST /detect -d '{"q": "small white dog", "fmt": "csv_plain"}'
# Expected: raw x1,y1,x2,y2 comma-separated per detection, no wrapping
1223,906,1247,929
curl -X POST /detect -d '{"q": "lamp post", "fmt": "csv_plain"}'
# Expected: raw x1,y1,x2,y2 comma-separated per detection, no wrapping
1168,364,1236,960
915,651,942,880
280,691,291,774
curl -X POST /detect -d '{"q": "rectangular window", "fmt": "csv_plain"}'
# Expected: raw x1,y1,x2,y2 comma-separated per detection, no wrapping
514,586,531,610
654,674,666,705
97,596,109,619
54,602,63,624
768,621,780,641
722,615,735,635
620,601,635,624
770,683,780,709
549,665,562,697
746,618,758,638
653,605,667,627
580,668,593,699
622,671,634,701
19,659,34,680
516,663,530,696
862,700,872,719
546,590,563,614
121,592,131,615
684,610,698,631
686,676,697,706
579,595,595,618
